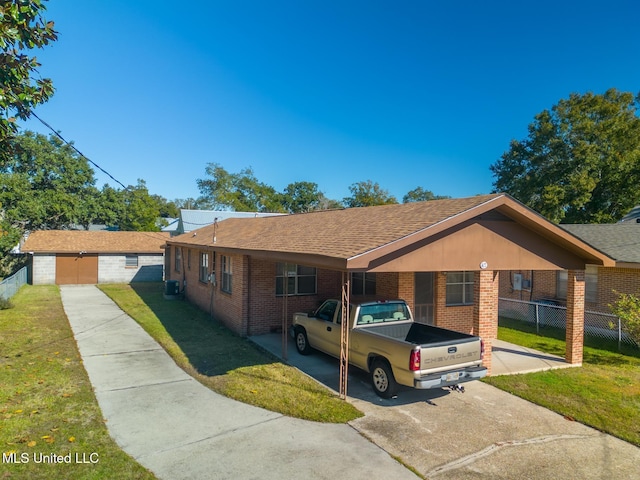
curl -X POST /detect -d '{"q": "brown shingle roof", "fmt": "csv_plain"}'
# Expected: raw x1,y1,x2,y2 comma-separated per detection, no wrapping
170,194,505,258
22,231,170,254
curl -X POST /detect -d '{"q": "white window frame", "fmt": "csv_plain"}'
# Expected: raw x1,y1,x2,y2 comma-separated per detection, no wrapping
199,252,209,283
221,255,232,293
445,271,474,306
174,247,181,272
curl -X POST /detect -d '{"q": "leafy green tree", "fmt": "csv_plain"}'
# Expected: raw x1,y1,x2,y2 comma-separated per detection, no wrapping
0,0,57,160
491,89,640,223
119,180,163,231
317,194,343,210
281,181,323,213
342,180,398,208
197,163,286,212
173,197,203,211
402,187,450,203
152,194,179,218
0,131,98,274
0,131,97,232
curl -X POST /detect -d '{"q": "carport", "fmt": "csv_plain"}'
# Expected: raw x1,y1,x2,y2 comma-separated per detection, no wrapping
166,194,613,397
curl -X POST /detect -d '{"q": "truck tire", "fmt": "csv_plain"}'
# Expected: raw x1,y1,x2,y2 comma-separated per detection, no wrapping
371,359,398,398
295,328,313,355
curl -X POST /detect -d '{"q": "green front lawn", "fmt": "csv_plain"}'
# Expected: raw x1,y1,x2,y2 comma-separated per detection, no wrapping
485,322,640,446
98,283,362,423
0,286,155,480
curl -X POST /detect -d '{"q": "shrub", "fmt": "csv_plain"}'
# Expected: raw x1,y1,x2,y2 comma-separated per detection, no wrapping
0,297,14,310
609,292,640,345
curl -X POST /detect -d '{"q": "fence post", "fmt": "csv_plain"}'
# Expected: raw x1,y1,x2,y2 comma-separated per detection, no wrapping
618,317,622,352
535,303,540,334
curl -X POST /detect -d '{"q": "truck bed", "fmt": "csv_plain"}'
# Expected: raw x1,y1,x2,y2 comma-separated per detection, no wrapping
361,322,478,347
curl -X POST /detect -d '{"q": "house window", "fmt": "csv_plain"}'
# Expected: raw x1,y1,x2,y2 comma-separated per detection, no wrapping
199,252,209,283
125,255,138,268
174,247,181,272
276,263,317,296
351,272,376,296
557,266,598,303
446,271,474,306
221,255,232,293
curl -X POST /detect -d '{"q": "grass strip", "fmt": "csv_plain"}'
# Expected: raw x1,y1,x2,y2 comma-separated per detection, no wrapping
98,283,362,423
0,286,155,479
484,322,640,446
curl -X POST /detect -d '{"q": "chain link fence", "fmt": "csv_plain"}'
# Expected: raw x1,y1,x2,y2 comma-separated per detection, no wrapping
0,266,28,301
499,297,636,350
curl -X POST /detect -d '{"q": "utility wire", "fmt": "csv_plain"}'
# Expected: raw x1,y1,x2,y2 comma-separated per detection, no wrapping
30,111,128,190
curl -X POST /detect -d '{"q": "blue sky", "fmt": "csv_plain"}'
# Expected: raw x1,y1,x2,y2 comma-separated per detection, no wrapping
22,0,640,204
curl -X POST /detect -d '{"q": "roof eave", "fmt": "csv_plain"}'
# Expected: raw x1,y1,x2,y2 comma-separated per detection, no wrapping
346,194,615,269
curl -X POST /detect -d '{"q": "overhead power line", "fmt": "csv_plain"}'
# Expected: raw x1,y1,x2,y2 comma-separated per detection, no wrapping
30,111,128,190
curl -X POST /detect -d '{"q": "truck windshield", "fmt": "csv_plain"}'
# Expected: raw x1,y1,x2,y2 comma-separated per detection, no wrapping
356,302,410,325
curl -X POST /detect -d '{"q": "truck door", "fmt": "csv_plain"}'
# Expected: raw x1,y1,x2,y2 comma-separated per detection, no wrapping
305,300,342,357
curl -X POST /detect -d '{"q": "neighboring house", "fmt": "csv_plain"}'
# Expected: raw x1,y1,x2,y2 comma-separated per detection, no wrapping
176,209,285,235
499,223,640,313
620,206,640,223
21,231,170,285
165,194,612,374
161,217,179,235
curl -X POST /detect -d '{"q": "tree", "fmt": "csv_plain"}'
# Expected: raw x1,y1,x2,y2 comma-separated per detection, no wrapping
342,180,397,208
152,194,179,218
402,187,450,203
281,181,323,213
118,180,163,231
0,131,98,274
491,89,640,223
173,197,204,211
196,163,285,212
0,131,98,232
0,0,57,160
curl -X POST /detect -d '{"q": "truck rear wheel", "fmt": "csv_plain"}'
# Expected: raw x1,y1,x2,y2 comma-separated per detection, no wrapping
371,359,398,398
295,328,312,355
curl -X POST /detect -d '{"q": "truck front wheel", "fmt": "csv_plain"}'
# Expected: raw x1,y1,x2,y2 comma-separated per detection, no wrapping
371,359,398,398
295,328,312,355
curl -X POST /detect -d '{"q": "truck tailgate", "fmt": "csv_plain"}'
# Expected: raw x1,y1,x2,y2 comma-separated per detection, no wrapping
420,339,483,372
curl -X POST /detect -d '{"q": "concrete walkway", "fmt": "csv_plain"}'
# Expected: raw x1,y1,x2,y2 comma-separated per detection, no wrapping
60,285,417,480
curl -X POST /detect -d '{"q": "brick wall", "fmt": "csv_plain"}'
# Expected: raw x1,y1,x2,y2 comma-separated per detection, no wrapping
498,270,558,302
597,267,640,312
499,267,640,314
434,273,474,333
246,258,343,335
168,246,346,336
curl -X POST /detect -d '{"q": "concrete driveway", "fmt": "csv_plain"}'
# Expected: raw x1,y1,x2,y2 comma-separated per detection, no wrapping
60,285,417,480
252,334,640,480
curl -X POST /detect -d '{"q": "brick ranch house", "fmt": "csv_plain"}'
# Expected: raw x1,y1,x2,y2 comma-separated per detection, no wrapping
499,223,640,313
22,230,170,285
165,194,613,375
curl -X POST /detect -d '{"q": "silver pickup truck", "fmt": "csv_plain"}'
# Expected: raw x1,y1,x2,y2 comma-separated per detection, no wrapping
291,299,487,398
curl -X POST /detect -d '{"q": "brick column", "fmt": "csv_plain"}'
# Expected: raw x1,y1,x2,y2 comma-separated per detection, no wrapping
566,269,585,365
473,270,499,375
398,272,415,311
